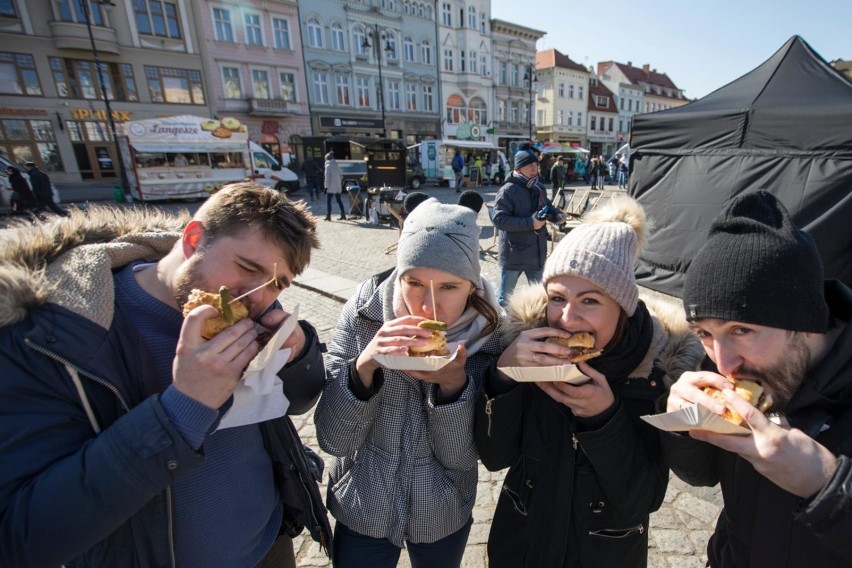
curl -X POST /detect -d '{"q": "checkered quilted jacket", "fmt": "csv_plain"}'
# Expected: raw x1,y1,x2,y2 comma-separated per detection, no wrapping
315,271,504,547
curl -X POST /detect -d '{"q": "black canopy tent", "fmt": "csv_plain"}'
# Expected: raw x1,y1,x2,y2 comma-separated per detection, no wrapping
628,36,852,299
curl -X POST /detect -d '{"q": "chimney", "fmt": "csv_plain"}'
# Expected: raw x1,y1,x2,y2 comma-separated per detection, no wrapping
642,64,650,74
627,61,632,67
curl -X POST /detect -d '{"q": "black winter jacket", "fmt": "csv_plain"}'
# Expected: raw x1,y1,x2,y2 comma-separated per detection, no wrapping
493,173,548,271
474,287,705,567
661,280,852,568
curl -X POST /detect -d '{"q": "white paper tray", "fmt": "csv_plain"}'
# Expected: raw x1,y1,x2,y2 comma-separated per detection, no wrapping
498,364,589,384
641,403,751,436
374,342,459,371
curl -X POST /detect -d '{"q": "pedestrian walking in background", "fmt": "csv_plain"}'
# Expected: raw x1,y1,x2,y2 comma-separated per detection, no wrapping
0,182,331,568
25,161,66,216
324,152,346,221
315,197,505,568
549,156,566,200
301,155,322,200
476,196,704,567
5,165,40,220
493,148,549,307
618,153,630,188
662,191,852,567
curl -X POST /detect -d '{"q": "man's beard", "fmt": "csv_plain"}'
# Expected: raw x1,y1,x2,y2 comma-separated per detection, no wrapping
173,251,206,311
736,334,810,413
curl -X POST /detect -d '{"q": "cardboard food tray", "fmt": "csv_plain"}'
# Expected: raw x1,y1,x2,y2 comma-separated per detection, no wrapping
374,342,460,371
498,364,589,384
641,403,751,436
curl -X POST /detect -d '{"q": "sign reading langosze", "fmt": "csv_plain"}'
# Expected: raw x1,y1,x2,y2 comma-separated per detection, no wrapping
320,116,384,129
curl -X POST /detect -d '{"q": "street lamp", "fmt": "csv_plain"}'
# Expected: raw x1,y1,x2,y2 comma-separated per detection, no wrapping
80,0,130,198
524,64,536,140
362,24,394,138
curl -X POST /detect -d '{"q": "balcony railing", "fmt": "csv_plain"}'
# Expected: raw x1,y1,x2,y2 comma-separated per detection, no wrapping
248,98,300,116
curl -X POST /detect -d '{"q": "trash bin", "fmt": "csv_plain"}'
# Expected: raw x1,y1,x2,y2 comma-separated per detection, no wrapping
113,186,124,203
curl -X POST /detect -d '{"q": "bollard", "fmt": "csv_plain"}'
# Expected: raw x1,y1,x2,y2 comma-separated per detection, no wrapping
113,186,124,203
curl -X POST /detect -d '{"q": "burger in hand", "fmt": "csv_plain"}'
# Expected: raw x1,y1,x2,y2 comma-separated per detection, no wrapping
703,379,773,426
408,320,451,357
545,332,602,363
182,286,250,339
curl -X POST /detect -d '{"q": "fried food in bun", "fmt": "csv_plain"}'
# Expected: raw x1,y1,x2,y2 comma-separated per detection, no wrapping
703,379,773,426
183,287,249,339
545,332,602,363
408,320,450,357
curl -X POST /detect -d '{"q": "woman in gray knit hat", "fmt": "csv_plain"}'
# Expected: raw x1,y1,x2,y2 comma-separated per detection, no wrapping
474,196,705,568
315,197,504,567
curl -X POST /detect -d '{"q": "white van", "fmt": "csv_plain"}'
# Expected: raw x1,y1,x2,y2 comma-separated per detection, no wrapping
247,142,299,194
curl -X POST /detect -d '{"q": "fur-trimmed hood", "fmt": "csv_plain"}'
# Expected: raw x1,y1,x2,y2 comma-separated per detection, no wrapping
503,283,704,383
0,206,188,329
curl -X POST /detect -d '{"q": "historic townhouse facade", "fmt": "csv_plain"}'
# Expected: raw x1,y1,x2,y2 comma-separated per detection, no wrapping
533,48,588,149
0,0,210,183
490,19,545,155
438,0,495,146
597,60,688,118
195,0,311,161
297,0,440,144
586,75,618,156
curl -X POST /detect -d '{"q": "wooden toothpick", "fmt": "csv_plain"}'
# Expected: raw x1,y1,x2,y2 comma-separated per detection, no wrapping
430,279,438,322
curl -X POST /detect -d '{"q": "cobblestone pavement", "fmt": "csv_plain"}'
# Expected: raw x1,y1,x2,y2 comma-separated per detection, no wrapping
3,181,723,566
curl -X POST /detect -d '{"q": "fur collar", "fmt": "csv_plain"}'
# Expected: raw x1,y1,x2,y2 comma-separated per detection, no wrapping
504,284,704,383
0,206,188,329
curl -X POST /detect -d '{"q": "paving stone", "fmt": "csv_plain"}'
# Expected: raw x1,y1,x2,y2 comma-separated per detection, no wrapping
651,528,696,554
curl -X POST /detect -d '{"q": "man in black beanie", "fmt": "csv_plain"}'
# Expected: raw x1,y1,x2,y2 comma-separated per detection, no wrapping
662,190,852,567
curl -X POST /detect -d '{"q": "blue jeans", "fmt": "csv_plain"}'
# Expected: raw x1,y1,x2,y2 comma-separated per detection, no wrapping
618,169,627,187
498,267,543,307
332,518,472,568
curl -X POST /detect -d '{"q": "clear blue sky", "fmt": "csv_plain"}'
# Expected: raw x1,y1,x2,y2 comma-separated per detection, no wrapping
492,0,852,99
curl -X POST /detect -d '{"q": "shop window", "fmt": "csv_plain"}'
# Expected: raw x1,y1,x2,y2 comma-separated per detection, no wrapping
0,119,62,171
145,66,205,104
0,52,42,96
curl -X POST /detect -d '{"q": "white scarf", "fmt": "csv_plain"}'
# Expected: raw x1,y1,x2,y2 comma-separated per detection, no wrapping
381,269,498,357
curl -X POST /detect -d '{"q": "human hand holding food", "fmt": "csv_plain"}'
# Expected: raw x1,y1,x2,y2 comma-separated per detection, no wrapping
355,315,437,388
689,389,839,498
535,362,615,418
173,303,259,409
666,370,736,415
407,343,469,399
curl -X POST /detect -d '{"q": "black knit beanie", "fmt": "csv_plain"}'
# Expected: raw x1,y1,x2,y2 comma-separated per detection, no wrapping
683,190,829,333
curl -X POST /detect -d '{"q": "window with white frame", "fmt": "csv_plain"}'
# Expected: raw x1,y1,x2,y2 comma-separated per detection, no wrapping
510,64,519,87
58,0,104,25
568,110,574,126
536,109,544,125
558,83,565,97
446,93,464,124
426,4,432,19
403,37,415,62
578,85,584,99
307,18,322,48
480,11,486,33
336,75,350,105
619,118,624,132
330,23,345,51
498,61,506,85
356,75,370,107
420,41,431,64
577,111,583,127
608,118,613,131
222,66,241,99
568,84,574,98
279,71,296,102
212,8,233,42
469,51,477,74
272,18,290,49
460,50,465,72
405,83,417,110
443,49,453,72
423,84,433,111
244,13,263,46
480,54,487,77
404,1,410,14
595,95,607,107
441,2,451,25
312,71,328,104
590,116,596,131
387,80,400,110
251,69,269,98
468,97,487,124
510,102,518,123
496,99,505,121
558,109,564,125
522,102,528,123
385,32,397,59
354,26,367,55
467,6,476,28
